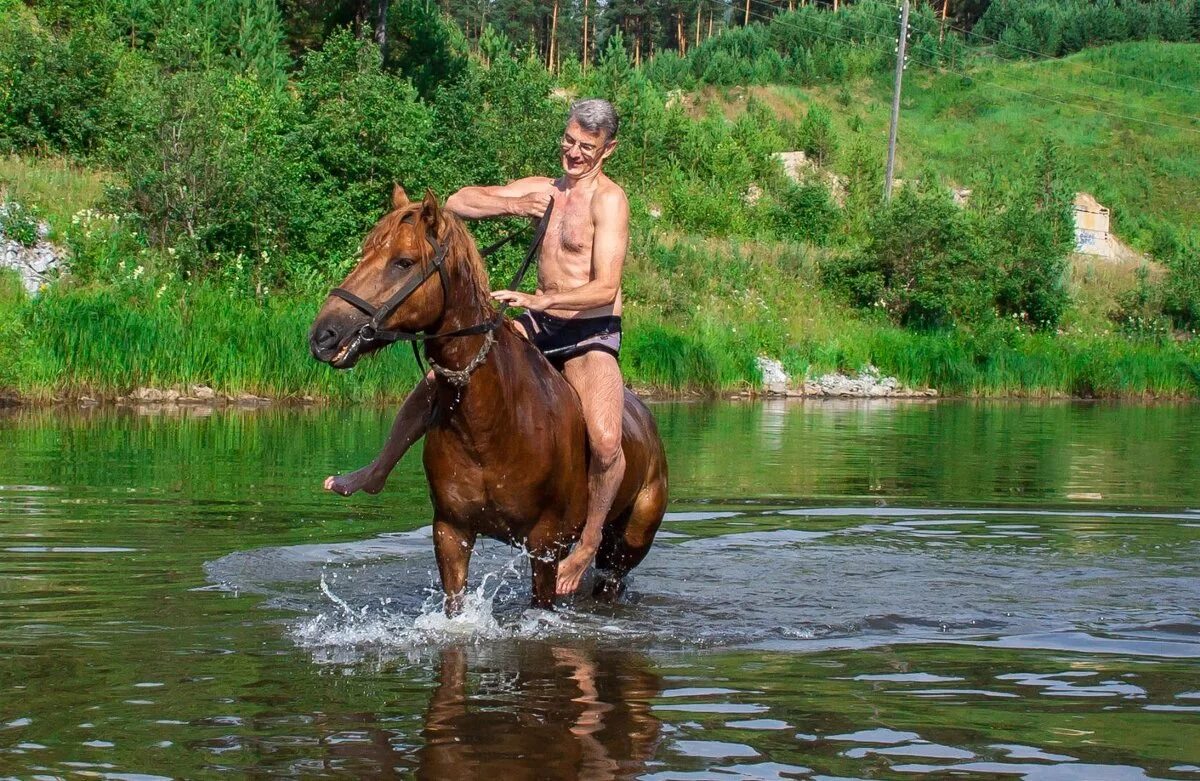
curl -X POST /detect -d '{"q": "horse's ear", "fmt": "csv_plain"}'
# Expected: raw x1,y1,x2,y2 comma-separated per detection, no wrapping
391,183,409,210
420,189,442,233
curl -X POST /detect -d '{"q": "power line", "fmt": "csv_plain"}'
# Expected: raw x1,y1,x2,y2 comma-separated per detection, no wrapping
784,3,1200,126
739,4,1200,135
795,1,1200,97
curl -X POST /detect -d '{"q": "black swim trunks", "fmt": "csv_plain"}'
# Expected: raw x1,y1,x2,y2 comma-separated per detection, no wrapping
514,310,622,368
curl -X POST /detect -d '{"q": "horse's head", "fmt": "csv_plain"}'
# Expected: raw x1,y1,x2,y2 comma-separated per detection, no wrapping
310,186,474,369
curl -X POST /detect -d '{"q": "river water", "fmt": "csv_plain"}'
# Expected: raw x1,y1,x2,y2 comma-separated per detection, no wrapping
2,400,1198,779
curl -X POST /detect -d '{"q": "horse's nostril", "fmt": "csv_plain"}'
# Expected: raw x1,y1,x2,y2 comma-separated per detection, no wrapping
315,328,340,350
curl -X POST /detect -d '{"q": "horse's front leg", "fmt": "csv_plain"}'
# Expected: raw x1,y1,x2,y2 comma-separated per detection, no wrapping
526,521,569,610
433,519,476,616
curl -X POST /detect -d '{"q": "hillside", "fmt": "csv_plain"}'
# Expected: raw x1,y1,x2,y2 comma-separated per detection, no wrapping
704,42,1200,253
1,8,1198,402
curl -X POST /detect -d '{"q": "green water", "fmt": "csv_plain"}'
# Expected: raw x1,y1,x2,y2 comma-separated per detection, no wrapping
2,400,1199,779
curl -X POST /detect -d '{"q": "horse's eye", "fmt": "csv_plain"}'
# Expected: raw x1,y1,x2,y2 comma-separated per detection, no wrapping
392,256,415,269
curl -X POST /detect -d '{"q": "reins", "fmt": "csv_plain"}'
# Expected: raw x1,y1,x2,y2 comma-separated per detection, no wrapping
327,200,554,382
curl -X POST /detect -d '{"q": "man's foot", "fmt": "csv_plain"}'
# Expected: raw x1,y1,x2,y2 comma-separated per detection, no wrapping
555,542,598,595
323,464,387,496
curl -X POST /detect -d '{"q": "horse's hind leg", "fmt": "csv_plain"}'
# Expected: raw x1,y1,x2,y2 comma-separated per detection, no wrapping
593,478,667,601
433,519,476,615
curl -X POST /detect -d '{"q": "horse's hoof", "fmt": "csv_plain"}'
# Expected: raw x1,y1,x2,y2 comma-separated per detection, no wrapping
591,570,626,601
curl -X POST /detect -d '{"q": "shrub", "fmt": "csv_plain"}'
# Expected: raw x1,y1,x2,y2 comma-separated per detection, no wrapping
796,103,837,167
1111,265,1171,337
984,140,1074,328
771,182,839,246
820,184,994,330
0,8,125,154
1161,239,1200,331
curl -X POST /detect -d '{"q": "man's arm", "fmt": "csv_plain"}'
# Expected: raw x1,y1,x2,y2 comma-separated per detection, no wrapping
494,188,629,312
444,176,554,220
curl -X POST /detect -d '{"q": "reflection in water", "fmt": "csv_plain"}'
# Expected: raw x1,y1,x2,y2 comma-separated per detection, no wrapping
417,645,660,780
3,402,1200,779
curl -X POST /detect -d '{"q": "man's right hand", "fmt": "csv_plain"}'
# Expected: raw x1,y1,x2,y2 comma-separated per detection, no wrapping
510,191,553,219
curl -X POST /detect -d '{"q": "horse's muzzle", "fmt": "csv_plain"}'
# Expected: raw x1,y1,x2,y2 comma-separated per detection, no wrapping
309,325,361,368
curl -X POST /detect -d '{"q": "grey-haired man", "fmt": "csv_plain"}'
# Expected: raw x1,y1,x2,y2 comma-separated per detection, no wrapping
325,98,630,597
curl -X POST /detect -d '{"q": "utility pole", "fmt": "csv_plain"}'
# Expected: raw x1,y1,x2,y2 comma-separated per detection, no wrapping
884,0,910,203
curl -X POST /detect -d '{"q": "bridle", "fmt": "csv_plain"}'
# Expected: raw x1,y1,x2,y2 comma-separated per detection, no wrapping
325,201,553,385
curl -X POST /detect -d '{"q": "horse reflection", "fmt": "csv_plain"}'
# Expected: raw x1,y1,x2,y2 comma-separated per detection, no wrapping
417,644,662,780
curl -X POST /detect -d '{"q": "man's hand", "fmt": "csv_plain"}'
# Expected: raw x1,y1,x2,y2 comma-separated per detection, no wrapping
491,290,549,310
509,191,553,219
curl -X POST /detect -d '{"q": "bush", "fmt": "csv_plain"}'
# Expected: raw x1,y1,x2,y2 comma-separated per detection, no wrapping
0,8,125,154
820,184,994,330
771,182,839,246
984,140,1074,328
796,103,837,167
1161,239,1200,331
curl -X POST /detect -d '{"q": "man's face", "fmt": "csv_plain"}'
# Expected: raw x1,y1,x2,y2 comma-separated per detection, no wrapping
560,119,616,178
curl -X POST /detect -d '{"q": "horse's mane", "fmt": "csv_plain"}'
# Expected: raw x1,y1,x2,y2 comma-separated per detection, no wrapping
362,202,494,319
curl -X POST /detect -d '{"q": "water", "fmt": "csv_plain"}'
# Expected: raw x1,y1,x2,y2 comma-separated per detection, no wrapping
2,400,1199,779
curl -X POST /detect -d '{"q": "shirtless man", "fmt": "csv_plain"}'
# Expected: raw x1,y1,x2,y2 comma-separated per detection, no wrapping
324,98,629,597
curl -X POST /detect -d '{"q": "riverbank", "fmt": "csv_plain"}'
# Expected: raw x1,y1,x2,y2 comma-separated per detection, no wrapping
2,272,1197,405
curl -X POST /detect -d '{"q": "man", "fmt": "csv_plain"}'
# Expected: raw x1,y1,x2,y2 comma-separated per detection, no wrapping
324,98,630,597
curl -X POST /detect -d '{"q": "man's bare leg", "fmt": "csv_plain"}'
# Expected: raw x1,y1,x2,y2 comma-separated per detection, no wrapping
324,375,435,496
557,351,626,595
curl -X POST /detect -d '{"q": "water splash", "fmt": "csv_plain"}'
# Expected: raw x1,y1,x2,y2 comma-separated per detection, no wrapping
292,546,580,655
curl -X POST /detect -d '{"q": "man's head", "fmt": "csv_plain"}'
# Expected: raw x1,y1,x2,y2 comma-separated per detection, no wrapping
561,98,619,179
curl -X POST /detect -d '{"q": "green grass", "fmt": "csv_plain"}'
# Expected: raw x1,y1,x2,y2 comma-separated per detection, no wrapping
0,154,110,239
745,42,1200,252
4,38,1200,402
3,253,1198,402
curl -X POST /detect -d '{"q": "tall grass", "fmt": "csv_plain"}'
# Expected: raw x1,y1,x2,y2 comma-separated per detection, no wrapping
3,262,1196,402
5,278,423,401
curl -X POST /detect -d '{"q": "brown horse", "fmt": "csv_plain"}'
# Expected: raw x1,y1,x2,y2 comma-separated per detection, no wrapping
309,187,667,610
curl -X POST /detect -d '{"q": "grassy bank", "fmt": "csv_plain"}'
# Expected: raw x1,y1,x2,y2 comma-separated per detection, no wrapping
3,247,1198,403
712,42,1200,253
3,30,1198,403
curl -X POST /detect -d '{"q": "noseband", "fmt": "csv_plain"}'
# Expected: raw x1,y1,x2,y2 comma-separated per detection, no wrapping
325,201,552,386
328,235,499,384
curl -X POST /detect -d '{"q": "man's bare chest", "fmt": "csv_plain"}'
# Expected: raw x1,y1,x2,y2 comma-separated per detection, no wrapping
546,194,594,258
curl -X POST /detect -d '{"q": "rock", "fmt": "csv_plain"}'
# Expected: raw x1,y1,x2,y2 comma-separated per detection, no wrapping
188,384,216,400
162,389,181,402
1,204,67,296
230,392,270,405
130,387,163,402
796,363,937,399
755,356,790,396
773,151,848,207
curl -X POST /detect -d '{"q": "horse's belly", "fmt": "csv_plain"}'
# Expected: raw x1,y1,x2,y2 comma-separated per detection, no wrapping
424,446,567,542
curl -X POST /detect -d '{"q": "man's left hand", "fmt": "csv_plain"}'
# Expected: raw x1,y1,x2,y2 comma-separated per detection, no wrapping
491,290,549,310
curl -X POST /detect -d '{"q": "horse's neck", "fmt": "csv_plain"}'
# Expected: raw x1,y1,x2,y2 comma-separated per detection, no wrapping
430,325,551,435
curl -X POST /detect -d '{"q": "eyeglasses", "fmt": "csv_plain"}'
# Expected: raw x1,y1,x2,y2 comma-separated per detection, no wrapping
560,134,600,154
